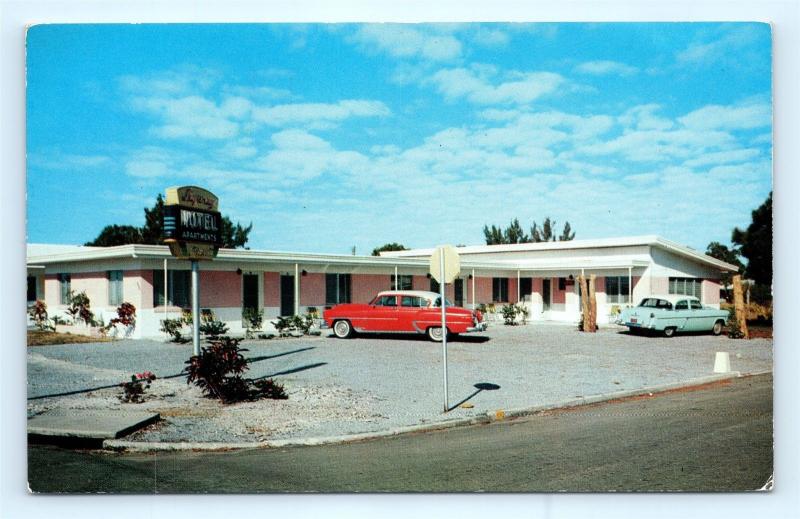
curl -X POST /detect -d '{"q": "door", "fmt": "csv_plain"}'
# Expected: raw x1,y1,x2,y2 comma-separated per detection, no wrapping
454,278,464,307
519,278,532,302
542,279,551,311
242,273,259,312
280,275,295,316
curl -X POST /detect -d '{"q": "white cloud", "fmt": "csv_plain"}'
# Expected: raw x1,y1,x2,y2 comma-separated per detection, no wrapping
119,67,220,95
472,27,510,47
125,160,169,178
252,100,390,128
678,103,771,131
131,95,240,140
430,67,564,105
349,25,462,62
574,60,638,76
683,148,761,168
617,104,674,131
676,25,762,66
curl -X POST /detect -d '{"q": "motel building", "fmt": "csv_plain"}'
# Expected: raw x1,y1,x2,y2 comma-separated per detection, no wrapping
26,235,738,339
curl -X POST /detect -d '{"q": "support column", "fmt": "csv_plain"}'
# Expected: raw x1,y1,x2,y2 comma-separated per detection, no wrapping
628,266,632,306
294,263,300,316
394,265,398,290
517,270,521,303
471,269,475,310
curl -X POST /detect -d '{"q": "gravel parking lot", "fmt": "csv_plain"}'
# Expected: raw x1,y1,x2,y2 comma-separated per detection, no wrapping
27,324,773,443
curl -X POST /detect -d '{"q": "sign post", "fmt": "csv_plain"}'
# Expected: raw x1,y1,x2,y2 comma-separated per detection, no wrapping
162,186,222,356
429,245,460,412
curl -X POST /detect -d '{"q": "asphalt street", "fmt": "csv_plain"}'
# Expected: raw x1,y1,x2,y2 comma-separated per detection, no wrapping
28,373,772,493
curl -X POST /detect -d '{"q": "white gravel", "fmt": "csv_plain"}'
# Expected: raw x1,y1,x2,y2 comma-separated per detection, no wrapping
27,324,773,443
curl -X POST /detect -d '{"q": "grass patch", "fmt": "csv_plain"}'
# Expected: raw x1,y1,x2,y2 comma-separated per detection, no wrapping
27,330,112,346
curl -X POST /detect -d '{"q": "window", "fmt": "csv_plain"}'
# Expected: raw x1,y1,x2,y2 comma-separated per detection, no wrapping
669,277,702,299
430,278,440,293
675,300,689,310
373,295,397,306
152,270,191,308
27,276,37,303
58,274,71,304
325,274,351,305
690,300,703,310
638,298,672,309
433,297,454,308
401,295,427,307
391,275,413,290
558,277,566,291
108,270,124,306
606,276,631,304
492,277,509,302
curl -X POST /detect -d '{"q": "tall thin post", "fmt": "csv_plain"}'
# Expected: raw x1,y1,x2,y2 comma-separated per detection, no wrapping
628,266,632,307
517,269,521,303
440,253,448,412
294,263,300,315
191,260,200,356
394,265,398,290
163,258,168,324
471,268,476,310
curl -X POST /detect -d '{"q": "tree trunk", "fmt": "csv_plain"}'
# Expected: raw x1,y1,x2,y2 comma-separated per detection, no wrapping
588,274,597,333
732,275,750,339
579,275,589,332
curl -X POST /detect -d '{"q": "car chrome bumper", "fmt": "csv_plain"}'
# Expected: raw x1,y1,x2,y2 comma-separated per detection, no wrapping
466,322,488,333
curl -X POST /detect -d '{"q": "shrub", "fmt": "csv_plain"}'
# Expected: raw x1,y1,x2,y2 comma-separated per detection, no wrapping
242,307,263,338
65,290,94,326
516,303,529,325
106,302,137,337
501,304,519,325
727,314,746,339
161,318,185,342
28,300,53,331
119,371,156,403
184,337,287,404
200,319,229,338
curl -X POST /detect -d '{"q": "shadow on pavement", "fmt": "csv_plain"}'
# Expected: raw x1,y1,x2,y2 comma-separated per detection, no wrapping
447,382,501,412
254,362,328,380
28,347,317,400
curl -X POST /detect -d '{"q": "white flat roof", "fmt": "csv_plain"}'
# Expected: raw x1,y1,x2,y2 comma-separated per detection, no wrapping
379,235,739,272
26,234,738,273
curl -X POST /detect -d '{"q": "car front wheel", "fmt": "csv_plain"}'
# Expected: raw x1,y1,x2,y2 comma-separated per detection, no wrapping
712,320,724,336
333,320,353,339
663,327,676,338
427,326,446,342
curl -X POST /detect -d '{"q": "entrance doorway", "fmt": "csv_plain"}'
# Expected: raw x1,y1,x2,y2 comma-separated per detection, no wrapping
519,278,532,302
454,278,464,307
280,275,295,316
542,279,551,311
242,273,259,312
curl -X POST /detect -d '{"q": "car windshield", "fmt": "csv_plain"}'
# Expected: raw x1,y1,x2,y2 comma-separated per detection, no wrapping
638,298,673,310
432,297,454,308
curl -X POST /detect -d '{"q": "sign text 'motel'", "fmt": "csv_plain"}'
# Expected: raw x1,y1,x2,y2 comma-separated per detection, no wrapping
163,186,222,260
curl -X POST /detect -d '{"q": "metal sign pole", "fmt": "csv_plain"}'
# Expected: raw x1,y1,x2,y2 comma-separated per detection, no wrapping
191,260,200,356
440,252,448,412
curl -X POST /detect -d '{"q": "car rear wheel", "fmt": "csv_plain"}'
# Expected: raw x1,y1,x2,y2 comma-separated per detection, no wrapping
712,320,724,336
663,327,676,338
427,326,446,342
333,320,353,339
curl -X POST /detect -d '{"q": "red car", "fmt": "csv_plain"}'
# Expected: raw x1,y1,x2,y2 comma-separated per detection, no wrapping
323,290,487,341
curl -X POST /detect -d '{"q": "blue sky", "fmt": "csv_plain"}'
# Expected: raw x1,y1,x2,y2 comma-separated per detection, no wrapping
26,23,772,254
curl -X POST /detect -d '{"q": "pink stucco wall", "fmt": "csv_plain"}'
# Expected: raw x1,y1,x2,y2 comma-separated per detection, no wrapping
352,274,390,303
532,277,543,296
551,277,566,304
474,277,492,304
263,272,280,308
703,279,720,304
125,270,150,310
44,274,60,307
508,277,518,302
595,276,606,293
412,275,428,291
200,271,241,308
300,273,325,306
70,272,108,308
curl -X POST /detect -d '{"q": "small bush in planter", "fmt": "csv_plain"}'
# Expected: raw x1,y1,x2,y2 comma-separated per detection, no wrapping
242,307,264,338
119,371,156,403
105,302,137,337
65,290,95,326
200,319,229,339
501,304,519,325
28,300,53,331
161,318,186,342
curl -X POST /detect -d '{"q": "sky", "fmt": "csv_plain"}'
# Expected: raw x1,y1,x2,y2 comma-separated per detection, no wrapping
26,23,772,254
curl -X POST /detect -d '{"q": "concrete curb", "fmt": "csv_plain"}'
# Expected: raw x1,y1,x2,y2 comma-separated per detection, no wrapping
104,370,764,453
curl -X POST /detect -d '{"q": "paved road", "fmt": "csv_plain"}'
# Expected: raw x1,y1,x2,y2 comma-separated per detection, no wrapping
28,373,772,493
